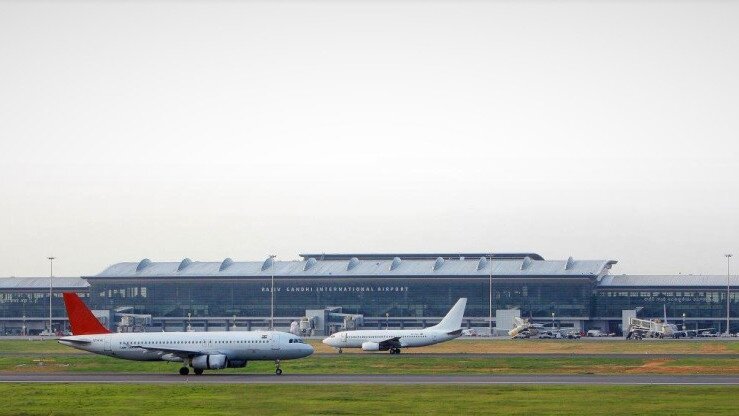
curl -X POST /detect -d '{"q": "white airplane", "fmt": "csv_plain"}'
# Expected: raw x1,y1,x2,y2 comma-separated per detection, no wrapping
322,298,467,354
58,292,313,375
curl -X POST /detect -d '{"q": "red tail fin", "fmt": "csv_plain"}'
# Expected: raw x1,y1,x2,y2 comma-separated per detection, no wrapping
62,292,111,335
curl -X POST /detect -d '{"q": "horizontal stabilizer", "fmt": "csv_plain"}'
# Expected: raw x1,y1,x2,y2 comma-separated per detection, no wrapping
58,338,91,344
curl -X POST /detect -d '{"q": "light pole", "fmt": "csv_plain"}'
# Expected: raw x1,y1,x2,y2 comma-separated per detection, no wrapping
725,254,732,336
269,254,276,331
551,312,555,330
47,256,55,335
489,253,493,337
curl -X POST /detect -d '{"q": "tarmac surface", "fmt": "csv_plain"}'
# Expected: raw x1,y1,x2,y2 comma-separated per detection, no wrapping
1,373,737,385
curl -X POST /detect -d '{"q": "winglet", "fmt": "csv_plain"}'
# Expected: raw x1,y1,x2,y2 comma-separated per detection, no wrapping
62,292,111,335
432,298,467,331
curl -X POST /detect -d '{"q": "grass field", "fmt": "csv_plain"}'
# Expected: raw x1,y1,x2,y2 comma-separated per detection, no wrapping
4,384,738,415
3,353,739,375
1,339,739,375
312,338,739,355
3,338,739,355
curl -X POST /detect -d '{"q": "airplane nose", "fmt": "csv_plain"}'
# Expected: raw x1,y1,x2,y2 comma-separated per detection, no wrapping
304,344,314,356
322,338,328,344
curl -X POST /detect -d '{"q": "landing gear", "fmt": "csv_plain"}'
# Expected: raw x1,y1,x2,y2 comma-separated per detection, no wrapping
338,348,343,354
389,347,401,354
179,366,190,376
194,368,204,375
275,359,283,375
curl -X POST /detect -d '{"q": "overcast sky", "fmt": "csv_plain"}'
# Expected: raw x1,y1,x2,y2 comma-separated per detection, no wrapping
1,0,737,277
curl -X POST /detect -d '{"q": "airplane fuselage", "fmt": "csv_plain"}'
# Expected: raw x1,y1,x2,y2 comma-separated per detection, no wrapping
59,330,313,362
323,328,460,350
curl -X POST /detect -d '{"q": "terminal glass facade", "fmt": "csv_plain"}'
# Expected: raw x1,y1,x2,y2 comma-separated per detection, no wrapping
0,291,86,319
87,276,593,319
593,288,738,319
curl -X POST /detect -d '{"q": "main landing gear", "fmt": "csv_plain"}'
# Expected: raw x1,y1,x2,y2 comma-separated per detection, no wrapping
275,359,283,375
389,347,401,354
194,368,204,375
179,366,189,376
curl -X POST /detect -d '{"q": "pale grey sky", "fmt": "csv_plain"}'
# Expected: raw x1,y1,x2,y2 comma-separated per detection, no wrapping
1,0,737,277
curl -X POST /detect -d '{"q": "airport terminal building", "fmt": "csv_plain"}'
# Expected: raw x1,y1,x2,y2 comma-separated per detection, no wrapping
1,252,736,335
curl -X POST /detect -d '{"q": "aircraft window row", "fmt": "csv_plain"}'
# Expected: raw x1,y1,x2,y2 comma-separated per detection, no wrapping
345,334,425,339
122,340,269,345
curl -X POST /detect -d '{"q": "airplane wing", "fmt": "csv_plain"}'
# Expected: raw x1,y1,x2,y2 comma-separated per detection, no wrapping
127,343,211,359
378,337,402,350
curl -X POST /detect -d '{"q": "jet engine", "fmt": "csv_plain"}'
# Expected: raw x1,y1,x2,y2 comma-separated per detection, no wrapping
192,354,228,370
361,342,380,351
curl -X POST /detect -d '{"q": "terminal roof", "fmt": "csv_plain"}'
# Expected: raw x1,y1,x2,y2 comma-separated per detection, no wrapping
597,274,739,288
0,277,89,289
89,256,615,279
299,253,545,261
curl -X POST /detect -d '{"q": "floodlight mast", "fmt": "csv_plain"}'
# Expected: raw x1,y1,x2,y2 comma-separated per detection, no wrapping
489,253,493,336
269,254,277,331
47,256,55,335
726,254,732,336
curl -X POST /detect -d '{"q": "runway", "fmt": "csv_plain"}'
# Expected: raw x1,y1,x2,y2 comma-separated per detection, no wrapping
1,373,737,385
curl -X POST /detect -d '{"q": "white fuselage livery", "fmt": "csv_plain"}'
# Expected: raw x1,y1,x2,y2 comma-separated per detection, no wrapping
323,327,461,350
59,330,313,363
323,298,467,353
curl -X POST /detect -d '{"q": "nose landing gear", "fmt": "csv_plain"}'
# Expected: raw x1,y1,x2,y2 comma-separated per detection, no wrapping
275,359,283,375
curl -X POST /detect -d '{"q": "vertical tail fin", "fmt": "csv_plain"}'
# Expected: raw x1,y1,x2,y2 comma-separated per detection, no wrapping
62,292,110,335
432,298,467,331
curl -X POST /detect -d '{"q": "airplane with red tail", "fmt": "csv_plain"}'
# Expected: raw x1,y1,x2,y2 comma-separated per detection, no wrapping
58,292,313,375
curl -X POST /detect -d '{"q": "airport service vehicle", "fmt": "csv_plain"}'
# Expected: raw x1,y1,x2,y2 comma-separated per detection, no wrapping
322,298,467,354
564,331,581,339
58,293,313,375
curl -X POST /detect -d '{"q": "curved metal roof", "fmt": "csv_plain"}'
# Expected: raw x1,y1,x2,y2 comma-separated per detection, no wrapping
88,256,615,279
0,277,89,289
597,274,739,288
299,253,545,261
